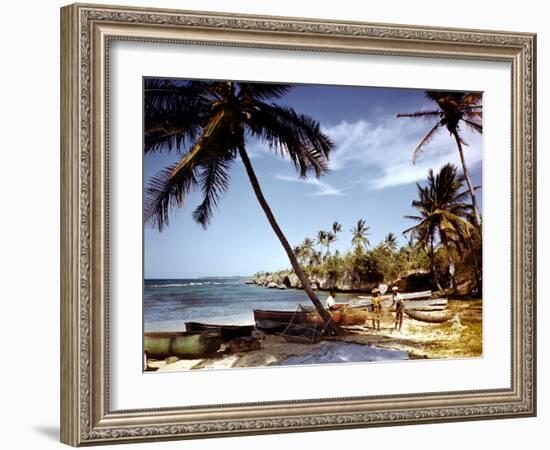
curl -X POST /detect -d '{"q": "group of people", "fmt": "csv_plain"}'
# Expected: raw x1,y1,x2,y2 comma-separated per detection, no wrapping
325,286,405,331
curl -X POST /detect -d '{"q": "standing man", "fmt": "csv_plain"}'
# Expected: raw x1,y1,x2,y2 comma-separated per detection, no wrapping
370,288,382,331
392,286,405,331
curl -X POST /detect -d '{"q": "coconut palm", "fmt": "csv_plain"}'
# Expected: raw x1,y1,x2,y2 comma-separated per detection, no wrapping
383,232,399,253
403,163,479,292
144,79,338,331
316,230,329,255
350,219,370,251
325,232,337,256
301,237,315,266
397,91,483,228
332,221,342,235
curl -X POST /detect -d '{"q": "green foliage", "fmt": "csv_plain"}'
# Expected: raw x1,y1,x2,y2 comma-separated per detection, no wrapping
267,227,432,287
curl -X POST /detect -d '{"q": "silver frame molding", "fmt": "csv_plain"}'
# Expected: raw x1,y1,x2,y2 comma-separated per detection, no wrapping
60,3,536,446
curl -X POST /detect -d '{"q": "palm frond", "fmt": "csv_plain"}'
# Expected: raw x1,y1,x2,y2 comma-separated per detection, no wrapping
412,123,441,164
248,103,332,177
144,79,209,153
144,110,230,229
192,156,233,227
238,83,293,101
463,119,483,133
144,161,198,231
396,111,440,119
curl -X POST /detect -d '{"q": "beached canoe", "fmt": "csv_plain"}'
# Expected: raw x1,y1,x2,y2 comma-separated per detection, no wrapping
356,290,432,301
144,331,222,359
347,297,447,310
185,322,254,342
254,309,328,332
404,309,454,323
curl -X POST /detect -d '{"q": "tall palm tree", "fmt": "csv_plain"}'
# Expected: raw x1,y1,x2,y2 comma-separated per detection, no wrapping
397,91,483,228
325,232,337,256
144,79,338,331
404,163,479,292
301,237,315,266
350,219,370,251
332,221,342,236
316,230,328,255
383,232,398,253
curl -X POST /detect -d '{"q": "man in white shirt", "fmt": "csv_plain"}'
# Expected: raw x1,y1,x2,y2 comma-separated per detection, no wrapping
325,289,337,310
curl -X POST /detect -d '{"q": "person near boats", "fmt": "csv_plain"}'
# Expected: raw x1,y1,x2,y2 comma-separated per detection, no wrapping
325,289,337,310
370,288,382,330
391,286,405,331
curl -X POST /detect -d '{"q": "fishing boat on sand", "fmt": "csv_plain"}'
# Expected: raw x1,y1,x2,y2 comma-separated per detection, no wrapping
253,309,325,332
357,290,432,301
144,331,222,359
185,322,254,342
404,309,454,323
348,296,448,310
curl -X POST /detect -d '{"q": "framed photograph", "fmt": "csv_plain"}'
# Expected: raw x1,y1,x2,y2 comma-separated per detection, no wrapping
60,3,536,446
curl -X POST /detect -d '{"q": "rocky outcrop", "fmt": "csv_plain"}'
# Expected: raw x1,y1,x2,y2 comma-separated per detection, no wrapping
391,270,433,292
252,270,386,293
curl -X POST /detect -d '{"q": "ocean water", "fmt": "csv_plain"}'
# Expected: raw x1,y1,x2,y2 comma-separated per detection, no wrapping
144,277,350,332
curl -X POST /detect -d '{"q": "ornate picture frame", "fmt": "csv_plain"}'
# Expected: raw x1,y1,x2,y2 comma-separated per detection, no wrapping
60,3,536,446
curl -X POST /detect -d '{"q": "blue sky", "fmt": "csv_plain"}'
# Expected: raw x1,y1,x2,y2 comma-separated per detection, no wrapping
144,83,482,279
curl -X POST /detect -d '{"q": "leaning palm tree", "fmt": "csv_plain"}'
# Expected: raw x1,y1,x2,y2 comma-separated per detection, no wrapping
404,163,479,292
383,232,399,253
397,91,482,228
144,79,338,331
350,219,370,251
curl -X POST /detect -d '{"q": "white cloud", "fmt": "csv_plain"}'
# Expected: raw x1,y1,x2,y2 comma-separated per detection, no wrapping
275,174,344,196
322,115,482,190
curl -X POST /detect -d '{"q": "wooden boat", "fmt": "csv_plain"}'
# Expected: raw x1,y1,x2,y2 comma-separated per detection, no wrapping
253,309,324,332
185,322,254,342
404,309,454,323
144,331,222,359
347,297,447,310
356,290,431,301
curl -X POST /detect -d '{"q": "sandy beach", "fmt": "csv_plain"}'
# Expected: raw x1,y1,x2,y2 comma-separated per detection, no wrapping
146,299,482,372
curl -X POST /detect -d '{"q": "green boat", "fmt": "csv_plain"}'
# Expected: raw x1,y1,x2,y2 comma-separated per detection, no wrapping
144,331,222,359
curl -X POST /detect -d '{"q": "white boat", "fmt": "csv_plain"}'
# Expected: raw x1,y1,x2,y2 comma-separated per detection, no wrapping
347,295,447,310
356,290,431,301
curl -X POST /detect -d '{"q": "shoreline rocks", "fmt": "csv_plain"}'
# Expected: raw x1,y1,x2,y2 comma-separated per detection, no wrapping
249,269,435,293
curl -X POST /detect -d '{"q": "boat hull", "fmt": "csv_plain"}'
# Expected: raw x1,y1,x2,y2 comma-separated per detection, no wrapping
254,309,325,332
185,322,254,342
144,332,222,359
347,297,448,310
404,309,454,323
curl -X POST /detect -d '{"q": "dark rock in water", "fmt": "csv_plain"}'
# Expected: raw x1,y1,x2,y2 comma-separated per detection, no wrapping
266,282,278,288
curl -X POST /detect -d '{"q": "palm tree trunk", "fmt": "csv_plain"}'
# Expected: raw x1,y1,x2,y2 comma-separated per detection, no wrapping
238,145,341,334
453,131,481,228
453,132,483,293
430,237,443,291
